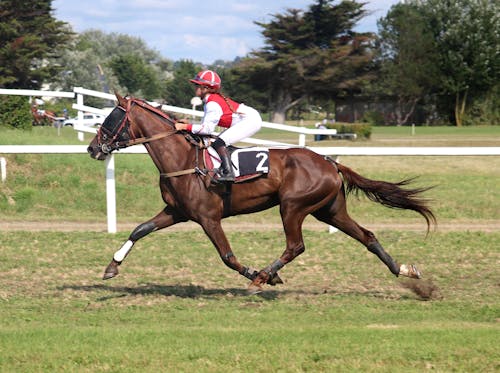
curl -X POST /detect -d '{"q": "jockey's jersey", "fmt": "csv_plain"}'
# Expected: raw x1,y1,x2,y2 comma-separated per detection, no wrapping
205,94,241,128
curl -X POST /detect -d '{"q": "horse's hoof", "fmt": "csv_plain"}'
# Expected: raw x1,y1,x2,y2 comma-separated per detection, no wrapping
247,282,263,295
102,260,120,280
267,273,284,286
102,271,117,280
399,264,422,279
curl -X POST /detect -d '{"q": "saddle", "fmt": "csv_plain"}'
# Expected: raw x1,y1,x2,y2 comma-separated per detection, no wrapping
204,145,270,183
181,133,270,183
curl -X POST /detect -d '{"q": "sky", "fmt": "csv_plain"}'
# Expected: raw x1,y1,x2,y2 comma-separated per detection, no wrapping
52,0,401,65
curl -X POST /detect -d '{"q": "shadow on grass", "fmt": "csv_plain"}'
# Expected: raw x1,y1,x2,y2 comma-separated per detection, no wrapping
58,282,431,302
58,283,295,301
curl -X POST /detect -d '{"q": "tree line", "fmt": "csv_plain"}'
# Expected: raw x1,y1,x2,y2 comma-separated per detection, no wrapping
1,0,498,126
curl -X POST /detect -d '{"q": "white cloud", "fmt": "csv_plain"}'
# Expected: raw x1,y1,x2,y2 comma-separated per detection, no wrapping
53,0,402,64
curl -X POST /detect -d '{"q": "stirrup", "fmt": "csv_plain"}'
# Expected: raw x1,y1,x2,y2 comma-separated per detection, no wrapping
217,168,235,182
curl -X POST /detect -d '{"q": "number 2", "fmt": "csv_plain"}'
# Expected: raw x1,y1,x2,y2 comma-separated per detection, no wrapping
256,152,269,173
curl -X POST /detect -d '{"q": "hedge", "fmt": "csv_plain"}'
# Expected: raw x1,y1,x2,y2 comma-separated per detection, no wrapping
0,95,32,130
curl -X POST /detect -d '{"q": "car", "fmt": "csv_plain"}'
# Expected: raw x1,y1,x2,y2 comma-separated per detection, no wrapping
63,113,105,127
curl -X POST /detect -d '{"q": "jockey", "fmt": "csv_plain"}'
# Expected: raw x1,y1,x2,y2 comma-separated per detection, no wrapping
175,70,262,182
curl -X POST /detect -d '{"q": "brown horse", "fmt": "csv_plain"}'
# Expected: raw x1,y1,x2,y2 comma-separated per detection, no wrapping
31,105,57,126
87,94,436,293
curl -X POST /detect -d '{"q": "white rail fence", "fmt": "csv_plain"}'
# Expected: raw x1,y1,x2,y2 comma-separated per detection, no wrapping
1,88,500,232
0,87,340,145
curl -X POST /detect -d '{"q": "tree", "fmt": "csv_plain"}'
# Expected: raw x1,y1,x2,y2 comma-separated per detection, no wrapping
419,0,500,126
51,30,173,103
109,53,162,99
163,60,201,107
0,95,31,130
0,0,72,88
376,2,440,125
232,0,375,123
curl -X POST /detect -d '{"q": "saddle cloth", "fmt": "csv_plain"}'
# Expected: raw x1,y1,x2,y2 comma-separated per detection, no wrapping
204,146,270,182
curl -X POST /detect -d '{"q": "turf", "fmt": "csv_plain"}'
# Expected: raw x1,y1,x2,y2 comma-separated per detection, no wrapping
0,230,498,372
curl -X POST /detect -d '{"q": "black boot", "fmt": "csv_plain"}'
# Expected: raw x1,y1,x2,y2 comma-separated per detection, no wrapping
213,139,235,182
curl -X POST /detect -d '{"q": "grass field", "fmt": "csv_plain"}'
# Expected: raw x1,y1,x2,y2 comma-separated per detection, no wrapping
0,125,499,371
0,230,498,372
0,125,499,224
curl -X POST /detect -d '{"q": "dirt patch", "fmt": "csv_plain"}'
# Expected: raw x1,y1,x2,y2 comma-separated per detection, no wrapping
400,278,442,301
0,220,498,232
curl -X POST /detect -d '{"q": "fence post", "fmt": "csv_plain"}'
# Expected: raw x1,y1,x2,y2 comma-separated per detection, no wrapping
0,157,6,183
76,91,85,142
299,133,306,146
105,154,117,233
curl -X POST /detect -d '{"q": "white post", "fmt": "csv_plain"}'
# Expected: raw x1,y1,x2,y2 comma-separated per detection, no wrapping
105,154,117,233
0,157,6,183
77,92,85,142
299,133,306,147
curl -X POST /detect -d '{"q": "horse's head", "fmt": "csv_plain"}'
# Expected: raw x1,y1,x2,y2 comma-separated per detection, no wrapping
88,92,178,160
87,93,131,160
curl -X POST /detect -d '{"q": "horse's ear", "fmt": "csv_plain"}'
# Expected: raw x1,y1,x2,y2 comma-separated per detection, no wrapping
114,91,125,106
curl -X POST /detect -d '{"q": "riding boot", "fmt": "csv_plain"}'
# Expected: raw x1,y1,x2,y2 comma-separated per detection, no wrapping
213,140,235,182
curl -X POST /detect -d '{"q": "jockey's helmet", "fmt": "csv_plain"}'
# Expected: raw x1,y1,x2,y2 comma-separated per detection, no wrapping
190,70,221,90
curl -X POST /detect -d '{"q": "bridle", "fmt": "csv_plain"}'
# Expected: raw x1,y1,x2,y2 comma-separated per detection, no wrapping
96,98,177,155
94,97,210,179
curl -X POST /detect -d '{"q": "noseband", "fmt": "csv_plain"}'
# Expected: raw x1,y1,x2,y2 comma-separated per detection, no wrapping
96,98,177,155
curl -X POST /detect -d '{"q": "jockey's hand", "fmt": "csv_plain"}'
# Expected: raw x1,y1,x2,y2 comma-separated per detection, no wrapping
175,122,189,131
176,118,190,124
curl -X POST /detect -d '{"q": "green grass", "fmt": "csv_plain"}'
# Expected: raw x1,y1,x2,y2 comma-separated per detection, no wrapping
0,230,498,372
0,126,499,224
0,126,498,371
0,126,84,145
1,153,499,222
371,124,500,137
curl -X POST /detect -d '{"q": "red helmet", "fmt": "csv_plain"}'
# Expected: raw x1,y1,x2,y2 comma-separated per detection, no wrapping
190,70,221,89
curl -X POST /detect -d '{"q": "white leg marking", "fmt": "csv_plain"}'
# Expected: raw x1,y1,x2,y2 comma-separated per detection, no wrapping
399,264,422,279
399,264,410,277
114,240,134,262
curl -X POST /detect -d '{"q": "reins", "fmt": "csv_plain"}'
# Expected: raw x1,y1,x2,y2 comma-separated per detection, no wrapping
117,98,178,148
120,131,176,147
111,97,211,179
160,144,209,179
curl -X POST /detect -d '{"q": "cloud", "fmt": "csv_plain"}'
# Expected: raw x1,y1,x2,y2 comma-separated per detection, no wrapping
53,0,402,64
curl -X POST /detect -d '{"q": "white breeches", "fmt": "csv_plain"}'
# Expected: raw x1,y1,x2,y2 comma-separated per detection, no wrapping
218,104,262,146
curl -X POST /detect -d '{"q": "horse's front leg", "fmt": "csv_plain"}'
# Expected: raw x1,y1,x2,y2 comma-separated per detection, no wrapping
103,206,186,280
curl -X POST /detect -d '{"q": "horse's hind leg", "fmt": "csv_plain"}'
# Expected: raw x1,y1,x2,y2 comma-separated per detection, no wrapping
248,205,307,293
103,206,187,280
198,218,264,284
312,195,421,279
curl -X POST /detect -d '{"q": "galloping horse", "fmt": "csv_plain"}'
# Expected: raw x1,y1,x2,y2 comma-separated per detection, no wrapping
31,105,57,126
88,93,436,293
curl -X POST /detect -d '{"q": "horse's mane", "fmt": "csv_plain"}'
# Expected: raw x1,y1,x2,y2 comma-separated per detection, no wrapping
129,97,176,128
129,97,210,147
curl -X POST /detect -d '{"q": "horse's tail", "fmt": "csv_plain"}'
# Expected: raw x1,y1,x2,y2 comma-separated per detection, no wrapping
335,161,436,231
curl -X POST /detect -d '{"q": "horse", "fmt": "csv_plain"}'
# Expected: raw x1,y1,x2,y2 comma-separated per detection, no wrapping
31,105,57,126
87,93,436,293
